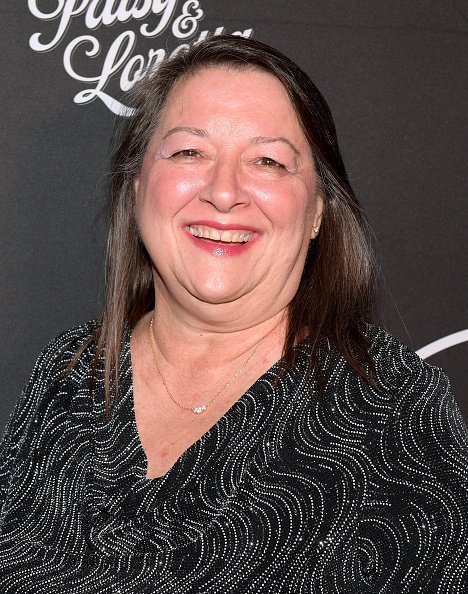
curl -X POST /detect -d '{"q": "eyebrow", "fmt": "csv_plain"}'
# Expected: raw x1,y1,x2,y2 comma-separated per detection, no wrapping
250,136,300,155
161,128,300,155
162,126,209,140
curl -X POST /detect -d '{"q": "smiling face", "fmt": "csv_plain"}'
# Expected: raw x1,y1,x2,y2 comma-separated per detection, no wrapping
135,67,323,328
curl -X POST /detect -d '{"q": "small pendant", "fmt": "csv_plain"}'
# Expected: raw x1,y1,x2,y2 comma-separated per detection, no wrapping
192,405,207,414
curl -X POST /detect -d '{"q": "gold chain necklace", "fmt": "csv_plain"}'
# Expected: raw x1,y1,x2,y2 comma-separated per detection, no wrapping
148,318,269,415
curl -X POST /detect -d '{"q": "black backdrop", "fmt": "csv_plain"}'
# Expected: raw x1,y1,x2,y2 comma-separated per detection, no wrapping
1,1,467,431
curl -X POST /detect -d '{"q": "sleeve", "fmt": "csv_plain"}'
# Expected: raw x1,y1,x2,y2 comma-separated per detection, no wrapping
0,323,96,517
0,347,53,515
359,346,468,592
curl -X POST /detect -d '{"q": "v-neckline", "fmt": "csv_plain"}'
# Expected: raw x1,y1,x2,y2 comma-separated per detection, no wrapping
126,326,285,483
90,325,313,524
129,370,283,483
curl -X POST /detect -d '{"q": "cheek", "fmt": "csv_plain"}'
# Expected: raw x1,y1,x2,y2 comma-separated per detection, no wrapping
139,166,206,213
172,177,203,197
255,181,316,230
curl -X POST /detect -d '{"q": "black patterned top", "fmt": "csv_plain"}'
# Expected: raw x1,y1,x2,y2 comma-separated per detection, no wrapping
0,321,467,593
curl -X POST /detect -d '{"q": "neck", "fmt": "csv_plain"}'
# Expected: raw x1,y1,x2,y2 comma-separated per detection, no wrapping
142,289,288,373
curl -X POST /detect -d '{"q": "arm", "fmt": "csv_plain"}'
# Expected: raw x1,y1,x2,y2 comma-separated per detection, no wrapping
360,346,468,591
0,348,51,515
0,323,96,518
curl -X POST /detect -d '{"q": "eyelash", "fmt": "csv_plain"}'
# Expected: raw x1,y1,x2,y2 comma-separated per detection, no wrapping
171,149,201,158
170,150,285,170
254,157,285,169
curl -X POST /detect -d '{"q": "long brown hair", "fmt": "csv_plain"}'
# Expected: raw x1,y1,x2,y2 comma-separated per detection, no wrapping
90,35,375,411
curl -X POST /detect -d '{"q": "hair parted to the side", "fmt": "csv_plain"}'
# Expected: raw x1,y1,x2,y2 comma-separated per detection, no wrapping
89,34,375,412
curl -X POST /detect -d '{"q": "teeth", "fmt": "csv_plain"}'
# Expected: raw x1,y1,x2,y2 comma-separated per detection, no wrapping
188,225,254,243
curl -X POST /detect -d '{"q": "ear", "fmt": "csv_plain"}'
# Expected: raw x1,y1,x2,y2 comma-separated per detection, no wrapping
310,193,324,239
134,175,140,195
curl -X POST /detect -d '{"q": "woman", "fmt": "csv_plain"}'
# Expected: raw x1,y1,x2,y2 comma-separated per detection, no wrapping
0,35,467,593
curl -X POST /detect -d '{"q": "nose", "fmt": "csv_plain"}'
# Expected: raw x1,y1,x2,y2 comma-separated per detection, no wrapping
199,156,249,212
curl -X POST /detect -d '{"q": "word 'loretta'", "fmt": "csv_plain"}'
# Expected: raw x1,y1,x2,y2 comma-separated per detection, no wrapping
28,0,253,115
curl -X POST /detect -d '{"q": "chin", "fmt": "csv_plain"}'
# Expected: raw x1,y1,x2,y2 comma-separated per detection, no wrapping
189,282,249,305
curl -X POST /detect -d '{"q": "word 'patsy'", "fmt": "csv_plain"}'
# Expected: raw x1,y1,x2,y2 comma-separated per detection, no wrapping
28,0,253,115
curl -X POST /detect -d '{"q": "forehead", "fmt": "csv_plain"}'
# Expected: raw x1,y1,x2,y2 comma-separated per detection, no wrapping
168,65,291,100
155,66,304,140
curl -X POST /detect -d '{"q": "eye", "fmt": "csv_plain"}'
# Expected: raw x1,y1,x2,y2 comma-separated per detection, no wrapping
255,157,285,169
172,148,201,158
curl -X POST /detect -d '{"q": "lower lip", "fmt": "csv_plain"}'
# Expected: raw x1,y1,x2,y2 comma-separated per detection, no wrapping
186,231,256,256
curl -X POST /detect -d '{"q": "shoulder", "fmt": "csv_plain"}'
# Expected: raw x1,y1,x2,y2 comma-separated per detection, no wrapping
358,324,467,465
30,319,101,384
363,323,451,400
0,320,102,487
6,320,102,432
318,324,463,444
37,319,101,362
318,323,449,400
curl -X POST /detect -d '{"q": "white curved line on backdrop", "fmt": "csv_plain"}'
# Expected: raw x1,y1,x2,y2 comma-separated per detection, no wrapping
416,329,468,360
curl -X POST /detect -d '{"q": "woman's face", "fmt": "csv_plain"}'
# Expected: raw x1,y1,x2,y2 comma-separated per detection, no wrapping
135,67,323,325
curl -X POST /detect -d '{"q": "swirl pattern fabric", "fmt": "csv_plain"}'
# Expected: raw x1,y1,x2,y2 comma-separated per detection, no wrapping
0,322,467,592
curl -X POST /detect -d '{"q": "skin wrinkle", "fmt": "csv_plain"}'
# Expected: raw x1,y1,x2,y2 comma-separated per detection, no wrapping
134,68,323,344
127,68,324,478
250,135,301,155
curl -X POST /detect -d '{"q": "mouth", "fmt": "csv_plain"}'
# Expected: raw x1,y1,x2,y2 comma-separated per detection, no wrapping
188,224,255,244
